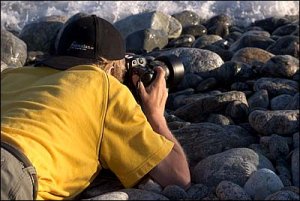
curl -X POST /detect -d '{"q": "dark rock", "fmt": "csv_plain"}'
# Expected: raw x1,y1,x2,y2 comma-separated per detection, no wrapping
162,185,187,200
231,82,250,91
244,168,284,200
271,94,294,110
206,114,234,125
202,44,234,62
138,179,162,194
285,93,300,110
225,100,249,121
186,183,210,200
291,148,299,187
195,77,217,92
229,34,275,52
260,55,299,78
293,132,299,149
204,14,232,29
267,35,299,58
192,148,275,188
167,34,195,48
207,22,230,38
1,28,27,67
248,110,299,136
176,73,203,90
247,90,270,111
272,23,299,36
172,123,257,166
269,134,290,160
264,190,299,200
252,17,289,33
253,77,299,97
276,161,292,187
182,25,207,38
192,34,223,49
216,181,251,200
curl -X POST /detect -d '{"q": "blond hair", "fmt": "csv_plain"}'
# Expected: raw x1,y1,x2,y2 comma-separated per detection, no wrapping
93,57,126,82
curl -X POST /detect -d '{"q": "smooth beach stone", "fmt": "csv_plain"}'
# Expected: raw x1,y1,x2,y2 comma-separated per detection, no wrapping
172,123,256,166
126,28,168,54
271,94,294,110
202,44,234,62
162,185,187,200
231,47,274,67
1,29,27,68
168,15,183,39
264,190,300,200
176,72,203,90
291,148,299,187
224,31,242,43
260,55,299,78
272,23,299,36
186,183,210,200
267,35,299,58
268,134,290,160
174,91,248,122
114,11,181,39
281,186,300,195
247,90,270,111
182,25,207,38
216,181,251,200
1,61,8,72
204,14,232,29
231,82,250,91
251,17,289,33
167,121,191,130
276,162,292,187
293,132,299,149
207,22,230,38
84,189,168,200
248,110,299,136
242,30,271,37
155,47,224,77
19,16,64,53
248,144,271,159
206,113,234,125
171,10,202,28
192,148,275,188
229,34,275,52
195,77,217,92
253,77,299,97
138,179,162,194
167,34,195,48
243,168,284,200
192,34,223,49
285,93,300,110
225,100,249,121
214,61,255,83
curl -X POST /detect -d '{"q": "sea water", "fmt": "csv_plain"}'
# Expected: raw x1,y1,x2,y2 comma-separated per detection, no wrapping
1,1,299,32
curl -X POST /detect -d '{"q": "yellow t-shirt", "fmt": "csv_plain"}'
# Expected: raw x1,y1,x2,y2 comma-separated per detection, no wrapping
1,65,174,200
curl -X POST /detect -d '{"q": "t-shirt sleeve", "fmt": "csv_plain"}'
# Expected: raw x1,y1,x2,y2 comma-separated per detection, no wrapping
99,75,174,188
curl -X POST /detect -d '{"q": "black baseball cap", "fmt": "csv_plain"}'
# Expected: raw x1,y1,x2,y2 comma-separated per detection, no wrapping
40,14,125,70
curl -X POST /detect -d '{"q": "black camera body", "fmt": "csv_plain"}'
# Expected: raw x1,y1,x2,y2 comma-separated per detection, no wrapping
123,53,185,101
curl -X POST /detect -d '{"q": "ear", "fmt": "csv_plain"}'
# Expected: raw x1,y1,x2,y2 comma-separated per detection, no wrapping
106,66,115,75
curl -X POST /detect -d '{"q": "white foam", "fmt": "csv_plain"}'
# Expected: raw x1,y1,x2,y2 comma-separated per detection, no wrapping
1,1,299,32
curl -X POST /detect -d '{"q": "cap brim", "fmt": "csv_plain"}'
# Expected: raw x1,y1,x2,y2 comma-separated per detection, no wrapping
39,56,97,70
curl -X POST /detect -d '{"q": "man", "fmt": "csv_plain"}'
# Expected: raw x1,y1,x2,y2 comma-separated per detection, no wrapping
1,14,191,200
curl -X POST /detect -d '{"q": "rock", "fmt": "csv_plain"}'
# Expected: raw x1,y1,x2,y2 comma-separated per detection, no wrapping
267,35,299,58
126,28,168,54
167,34,195,48
247,90,269,111
162,185,187,200
192,34,223,49
229,34,275,52
192,148,274,188
269,134,290,160
171,10,202,28
293,132,299,149
231,47,274,68
216,181,251,200
271,94,294,110
251,17,289,33
272,23,299,36
195,77,217,92
204,14,232,30
186,183,210,200
206,114,234,125
1,61,8,72
243,168,284,200
276,161,292,187
138,179,162,194
260,55,299,78
174,91,248,122
1,29,27,68
114,11,181,39
202,44,234,62
182,25,207,38
253,77,299,97
175,73,203,90
225,100,249,121
264,190,300,200
172,123,257,166
84,189,168,200
167,121,191,130
19,16,64,53
291,148,299,187
285,93,300,110
231,82,250,91
248,110,299,136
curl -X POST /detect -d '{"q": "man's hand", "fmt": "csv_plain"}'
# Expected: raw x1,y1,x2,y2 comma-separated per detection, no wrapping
136,66,191,190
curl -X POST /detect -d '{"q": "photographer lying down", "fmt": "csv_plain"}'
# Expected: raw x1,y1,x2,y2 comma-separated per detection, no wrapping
1,14,191,200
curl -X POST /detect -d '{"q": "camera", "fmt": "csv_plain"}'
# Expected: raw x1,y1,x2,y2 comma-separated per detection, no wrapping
123,53,185,100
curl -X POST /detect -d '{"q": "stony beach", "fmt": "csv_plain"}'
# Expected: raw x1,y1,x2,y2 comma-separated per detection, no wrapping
1,10,299,200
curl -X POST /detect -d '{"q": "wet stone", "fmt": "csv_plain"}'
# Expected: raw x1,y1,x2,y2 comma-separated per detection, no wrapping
215,180,251,200
267,35,299,58
247,90,269,112
182,25,207,38
192,34,224,49
195,77,217,92
171,10,202,28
